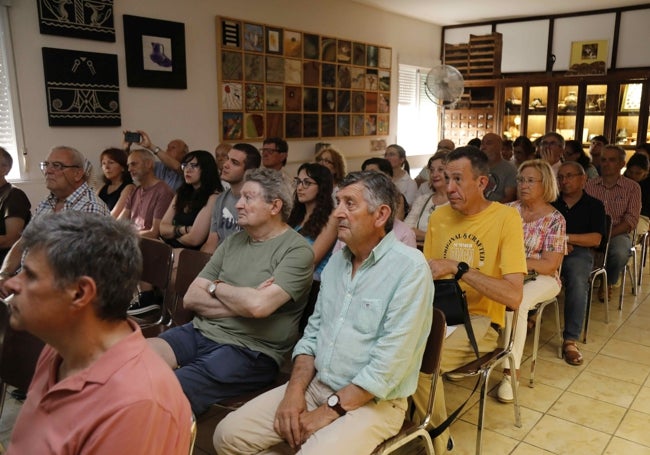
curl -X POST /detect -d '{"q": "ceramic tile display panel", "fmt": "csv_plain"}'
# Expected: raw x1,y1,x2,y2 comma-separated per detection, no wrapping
216,16,391,140
38,0,115,42
42,47,120,126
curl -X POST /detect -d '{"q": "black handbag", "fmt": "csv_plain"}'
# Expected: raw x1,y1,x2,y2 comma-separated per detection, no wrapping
432,279,479,358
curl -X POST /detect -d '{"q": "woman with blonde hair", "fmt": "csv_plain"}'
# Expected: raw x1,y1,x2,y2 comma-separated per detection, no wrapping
498,159,566,403
315,147,347,196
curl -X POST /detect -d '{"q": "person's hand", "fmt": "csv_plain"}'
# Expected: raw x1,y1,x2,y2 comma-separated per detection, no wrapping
137,130,153,149
273,388,307,450
0,277,11,299
427,258,457,279
298,405,338,445
257,277,275,290
566,243,574,254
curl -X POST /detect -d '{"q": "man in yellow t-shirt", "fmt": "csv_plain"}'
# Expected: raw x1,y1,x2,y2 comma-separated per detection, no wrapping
415,146,526,453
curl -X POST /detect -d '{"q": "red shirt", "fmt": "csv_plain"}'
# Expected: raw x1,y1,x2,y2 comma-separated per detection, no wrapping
8,320,192,455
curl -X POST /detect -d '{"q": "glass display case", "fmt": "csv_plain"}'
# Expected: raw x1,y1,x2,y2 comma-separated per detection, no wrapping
556,84,579,141
526,86,548,141
583,84,607,145
503,86,522,140
615,82,642,146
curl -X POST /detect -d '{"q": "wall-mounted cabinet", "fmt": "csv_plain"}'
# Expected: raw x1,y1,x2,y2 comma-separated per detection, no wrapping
448,70,650,149
443,83,495,146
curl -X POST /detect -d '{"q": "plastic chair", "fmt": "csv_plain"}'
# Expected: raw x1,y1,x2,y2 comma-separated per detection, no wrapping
446,308,522,455
372,308,446,455
583,215,612,343
638,231,649,286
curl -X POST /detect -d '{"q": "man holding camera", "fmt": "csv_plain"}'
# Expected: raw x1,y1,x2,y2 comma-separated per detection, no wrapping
125,130,188,191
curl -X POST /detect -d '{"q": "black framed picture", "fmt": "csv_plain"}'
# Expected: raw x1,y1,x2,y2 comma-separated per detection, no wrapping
123,15,186,89
42,47,120,126
38,0,115,42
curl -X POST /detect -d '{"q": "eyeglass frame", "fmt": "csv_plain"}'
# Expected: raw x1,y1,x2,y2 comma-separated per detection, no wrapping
556,172,582,181
515,177,543,185
294,177,317,188
180,162,200,171
40,161,81,173
316,157,334,166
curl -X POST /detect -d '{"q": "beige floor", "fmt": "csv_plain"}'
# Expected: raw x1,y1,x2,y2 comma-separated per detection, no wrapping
3,272,650,455
443,272,650,455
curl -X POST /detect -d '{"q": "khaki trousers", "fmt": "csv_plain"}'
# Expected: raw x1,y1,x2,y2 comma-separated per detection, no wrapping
214,379,407,455
411,315,499,454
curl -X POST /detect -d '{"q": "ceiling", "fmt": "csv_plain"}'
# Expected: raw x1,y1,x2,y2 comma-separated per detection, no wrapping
352,0,646,26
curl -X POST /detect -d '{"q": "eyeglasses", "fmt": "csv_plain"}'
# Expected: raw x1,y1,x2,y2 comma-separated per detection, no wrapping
557,173,581,181
515,177,542,185
540,141,561,148
40,161,80,172
181,162,200,170
294,178,317,188
316,157,334,165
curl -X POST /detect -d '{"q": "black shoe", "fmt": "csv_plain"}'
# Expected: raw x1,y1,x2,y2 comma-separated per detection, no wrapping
10,389,26,401
127,291,161,316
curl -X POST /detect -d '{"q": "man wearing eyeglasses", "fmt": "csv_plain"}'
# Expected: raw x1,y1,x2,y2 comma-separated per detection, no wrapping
552,162,607,365
539,132,565,174
261,137,294,189
0,146,109,296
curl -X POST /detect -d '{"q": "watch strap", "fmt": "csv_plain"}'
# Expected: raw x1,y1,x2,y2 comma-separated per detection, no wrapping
327,394,347,417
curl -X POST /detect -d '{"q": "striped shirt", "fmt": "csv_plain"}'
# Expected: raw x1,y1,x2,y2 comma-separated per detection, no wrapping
585,175,641,232
35,182,110,217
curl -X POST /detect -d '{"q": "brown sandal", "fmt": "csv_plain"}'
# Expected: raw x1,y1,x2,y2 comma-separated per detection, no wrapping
563,340,583,366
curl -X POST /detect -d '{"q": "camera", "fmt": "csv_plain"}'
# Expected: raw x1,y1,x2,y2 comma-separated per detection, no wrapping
124,131,141,144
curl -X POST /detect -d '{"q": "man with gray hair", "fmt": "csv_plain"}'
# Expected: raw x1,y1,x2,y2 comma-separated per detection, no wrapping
118,149,174,239
0,145,108,296
5,211,192,454
214,171,433,454
148,168,314,416
539,131,565,173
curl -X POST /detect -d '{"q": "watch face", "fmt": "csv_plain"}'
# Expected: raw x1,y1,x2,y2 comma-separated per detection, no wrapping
327,394,339,406
208,283,216,295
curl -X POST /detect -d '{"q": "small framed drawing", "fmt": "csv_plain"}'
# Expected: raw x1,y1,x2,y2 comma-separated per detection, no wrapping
621,83,643,112
123,15,186,89
568,40,607,76
266,27,283,54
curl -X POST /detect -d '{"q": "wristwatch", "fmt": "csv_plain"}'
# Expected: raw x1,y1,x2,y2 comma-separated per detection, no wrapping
153,146,161,155
208,279,223,298
327,393,346,417
455,262,469,281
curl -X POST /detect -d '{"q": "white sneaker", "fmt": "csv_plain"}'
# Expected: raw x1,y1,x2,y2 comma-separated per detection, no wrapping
497,374,517,403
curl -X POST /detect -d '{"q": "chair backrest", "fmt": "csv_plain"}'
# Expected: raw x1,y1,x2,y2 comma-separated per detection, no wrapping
593,214,612,270
170,249,212,326
0,303,45,390
420,308,447,428
140,237,174,290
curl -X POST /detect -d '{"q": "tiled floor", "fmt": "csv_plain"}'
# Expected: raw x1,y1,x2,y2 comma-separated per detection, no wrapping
3,273,650,455
445,274,650,455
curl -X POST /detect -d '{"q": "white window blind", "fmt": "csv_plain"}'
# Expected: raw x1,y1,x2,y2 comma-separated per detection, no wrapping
397,64,438,169
0,4,21,179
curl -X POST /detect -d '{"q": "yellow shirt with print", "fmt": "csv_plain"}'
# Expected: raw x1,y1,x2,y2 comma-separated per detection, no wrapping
423,202,527,328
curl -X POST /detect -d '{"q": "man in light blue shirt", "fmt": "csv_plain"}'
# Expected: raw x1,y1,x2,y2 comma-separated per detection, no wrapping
214,171,434,454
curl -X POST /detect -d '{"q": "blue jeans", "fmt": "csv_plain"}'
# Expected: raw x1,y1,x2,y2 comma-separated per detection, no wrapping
607,233,632,285
561,246,593,341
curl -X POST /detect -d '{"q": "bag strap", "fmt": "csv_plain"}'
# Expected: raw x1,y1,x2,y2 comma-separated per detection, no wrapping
460,288,479,358
428,375,481,439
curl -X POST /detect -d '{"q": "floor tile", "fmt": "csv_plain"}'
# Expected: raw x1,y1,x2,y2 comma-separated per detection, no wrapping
601,338,650,366
585,354,650,385
547,391,626,434
524,414,610,454
616,409,650,447
510,442,556,454
568,370,641,408
604,437,650,455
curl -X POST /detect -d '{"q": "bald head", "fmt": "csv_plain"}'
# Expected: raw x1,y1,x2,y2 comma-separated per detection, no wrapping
480,133,503,163
167,139,188,162
437,139,455,151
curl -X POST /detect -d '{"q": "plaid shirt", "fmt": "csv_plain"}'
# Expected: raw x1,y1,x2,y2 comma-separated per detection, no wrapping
35,182,110,217
585,175,641,232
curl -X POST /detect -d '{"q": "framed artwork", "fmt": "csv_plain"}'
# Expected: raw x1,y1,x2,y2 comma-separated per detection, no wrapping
38,0,115,42
267,27,283,54
621,83,643,112
568,40,607,76
217,16,391,139
42,47,120,126
123,15,186,89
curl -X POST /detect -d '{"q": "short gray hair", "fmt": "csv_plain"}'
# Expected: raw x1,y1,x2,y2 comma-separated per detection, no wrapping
51,145,91,181
130,148,156,164
339,171,397,232
244,168,293,222
21,212,142,321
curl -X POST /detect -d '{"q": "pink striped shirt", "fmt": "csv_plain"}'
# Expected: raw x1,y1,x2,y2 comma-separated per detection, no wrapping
585,175,641,232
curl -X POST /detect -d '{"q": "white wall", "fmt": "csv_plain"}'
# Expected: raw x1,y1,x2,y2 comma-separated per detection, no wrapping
7,0,440,204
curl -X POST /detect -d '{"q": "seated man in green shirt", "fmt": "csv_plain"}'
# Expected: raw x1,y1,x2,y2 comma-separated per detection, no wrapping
148,168,314,415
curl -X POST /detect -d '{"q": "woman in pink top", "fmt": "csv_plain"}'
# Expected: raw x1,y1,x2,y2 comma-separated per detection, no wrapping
498,159,566,403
